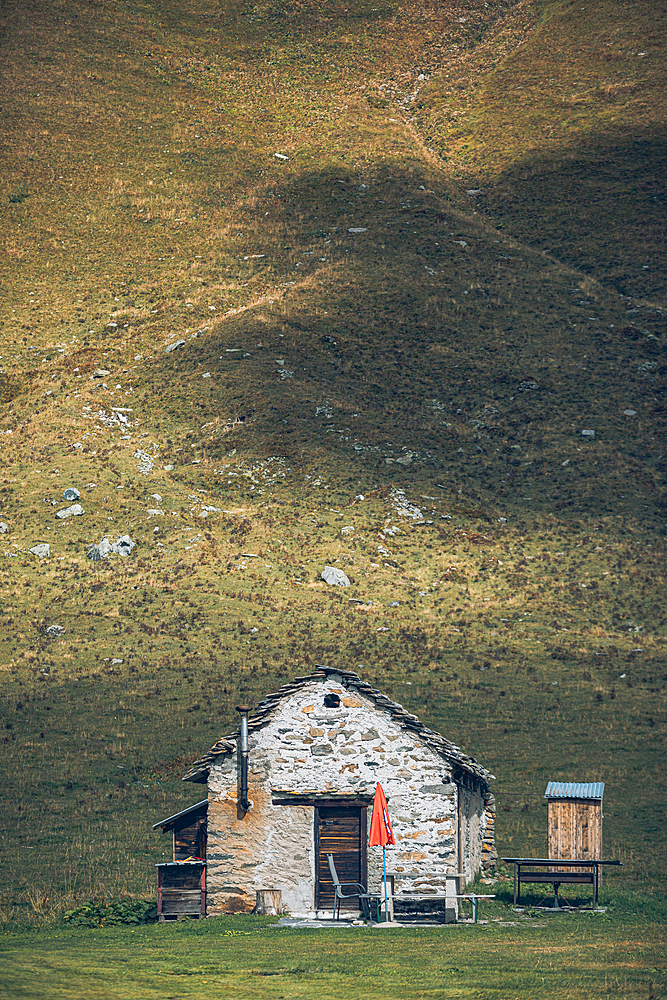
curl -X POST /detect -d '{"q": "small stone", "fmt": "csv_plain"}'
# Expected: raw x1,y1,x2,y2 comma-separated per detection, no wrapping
63,487,80,501
321,565,351,587
0,522,8,534
29,543,50,558
165,339,186,354
582,429,595,438
56,503,84,518
348,227,367,234
311,744,334,755
46,624,65,637
623,409,637,416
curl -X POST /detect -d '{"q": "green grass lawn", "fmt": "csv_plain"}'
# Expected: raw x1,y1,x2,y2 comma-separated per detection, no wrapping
1,901,665,1000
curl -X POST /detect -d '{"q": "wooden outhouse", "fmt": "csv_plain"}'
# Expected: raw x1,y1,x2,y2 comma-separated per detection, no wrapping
170,665,496,919
545,781,604,870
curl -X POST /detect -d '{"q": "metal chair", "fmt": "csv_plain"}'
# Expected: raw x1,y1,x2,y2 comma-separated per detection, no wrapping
326,854,373,921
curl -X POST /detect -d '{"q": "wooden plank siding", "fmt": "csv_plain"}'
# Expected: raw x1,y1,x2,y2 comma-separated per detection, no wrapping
548,799,603,880
157,864,206,920
315,804,367,910
174,819,206,860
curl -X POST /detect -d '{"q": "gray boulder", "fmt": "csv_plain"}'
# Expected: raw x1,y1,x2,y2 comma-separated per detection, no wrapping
87,538,115,561
321,565,351,587
87,535,135,560
29,543,50,559
115,535,135,557
56,503,84,519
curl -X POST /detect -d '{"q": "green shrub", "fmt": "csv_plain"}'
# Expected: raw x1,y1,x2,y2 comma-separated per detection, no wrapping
63,899,157,927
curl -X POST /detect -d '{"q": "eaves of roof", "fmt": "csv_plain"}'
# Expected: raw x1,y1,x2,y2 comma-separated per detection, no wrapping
152,798,208,830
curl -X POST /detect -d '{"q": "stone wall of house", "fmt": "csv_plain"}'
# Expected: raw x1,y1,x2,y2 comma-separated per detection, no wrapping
206,673,489,916
206,765,314,915
459,783,485,881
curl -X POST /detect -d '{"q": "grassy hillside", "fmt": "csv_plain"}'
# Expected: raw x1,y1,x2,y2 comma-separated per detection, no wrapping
0,0,665,924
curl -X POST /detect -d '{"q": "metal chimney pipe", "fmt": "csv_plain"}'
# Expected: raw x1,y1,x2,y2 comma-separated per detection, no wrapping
236,706,251,812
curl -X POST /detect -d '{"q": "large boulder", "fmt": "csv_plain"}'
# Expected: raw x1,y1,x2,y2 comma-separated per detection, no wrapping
321,565,351,587
87,535,135,560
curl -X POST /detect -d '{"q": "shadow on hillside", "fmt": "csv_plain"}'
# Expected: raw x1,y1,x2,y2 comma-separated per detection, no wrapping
152,152,666,528
475,125,667,303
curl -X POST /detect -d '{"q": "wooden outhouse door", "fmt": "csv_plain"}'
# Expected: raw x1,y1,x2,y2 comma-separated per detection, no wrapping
548,798,603,878
315,804,367,911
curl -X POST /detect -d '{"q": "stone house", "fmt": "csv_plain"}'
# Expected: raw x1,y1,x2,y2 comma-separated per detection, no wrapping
179,664,496,918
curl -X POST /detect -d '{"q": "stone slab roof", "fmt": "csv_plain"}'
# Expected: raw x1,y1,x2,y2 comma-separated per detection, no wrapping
182,665,494,786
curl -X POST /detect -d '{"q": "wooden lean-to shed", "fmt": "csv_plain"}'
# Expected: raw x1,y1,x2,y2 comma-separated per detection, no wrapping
153,799,208,921
545,781,604,871
175,664,497,919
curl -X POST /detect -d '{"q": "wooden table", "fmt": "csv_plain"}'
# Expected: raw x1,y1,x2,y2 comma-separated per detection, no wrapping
502,858,623,909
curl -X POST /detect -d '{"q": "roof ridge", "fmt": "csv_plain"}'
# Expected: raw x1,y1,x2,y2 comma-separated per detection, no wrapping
181,665,493,784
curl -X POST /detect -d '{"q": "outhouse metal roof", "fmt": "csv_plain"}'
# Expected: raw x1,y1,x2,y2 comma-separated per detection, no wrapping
544,781,604,800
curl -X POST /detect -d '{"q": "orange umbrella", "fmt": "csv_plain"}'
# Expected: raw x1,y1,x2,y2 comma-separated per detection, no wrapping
369,782,395,847
369,783,395,920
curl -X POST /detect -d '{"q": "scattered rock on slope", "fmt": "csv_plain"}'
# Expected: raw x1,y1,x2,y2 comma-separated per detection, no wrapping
321,565,351,587
87,535,136,560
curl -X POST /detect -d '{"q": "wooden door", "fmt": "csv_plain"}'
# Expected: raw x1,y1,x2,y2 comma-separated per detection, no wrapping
315,804,367,911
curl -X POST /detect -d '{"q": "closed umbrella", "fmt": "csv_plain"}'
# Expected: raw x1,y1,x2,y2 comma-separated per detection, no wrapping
368,782,395,921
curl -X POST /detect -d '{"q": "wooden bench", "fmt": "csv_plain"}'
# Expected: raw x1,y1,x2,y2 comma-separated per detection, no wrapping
502,858,623,909
456,893,496,923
